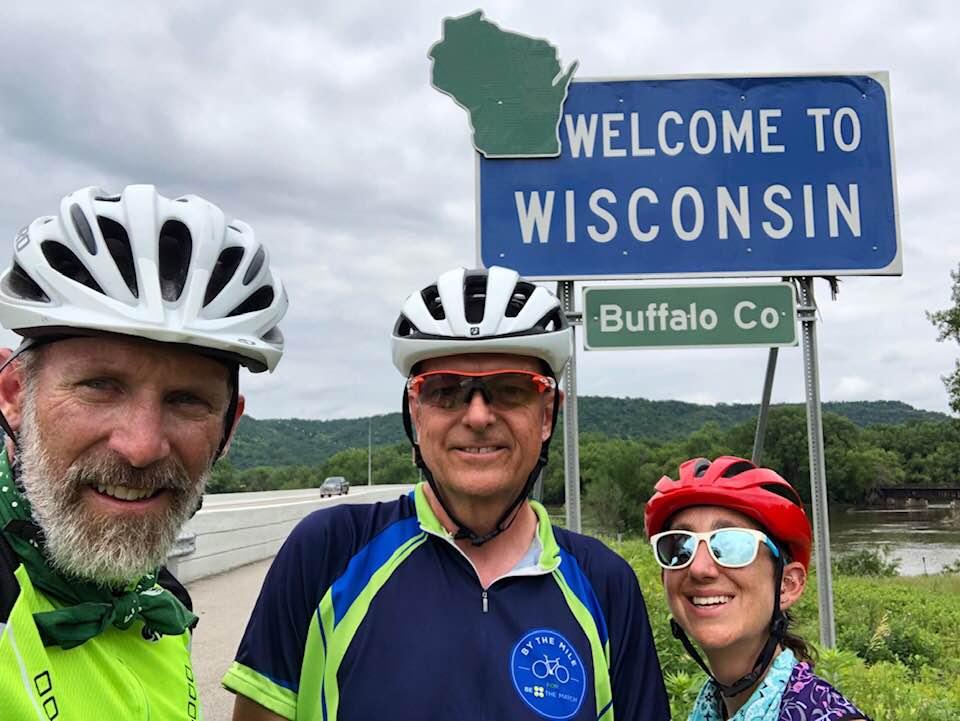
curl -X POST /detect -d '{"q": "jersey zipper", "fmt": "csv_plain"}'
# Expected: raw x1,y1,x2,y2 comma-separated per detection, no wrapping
482,589,489,613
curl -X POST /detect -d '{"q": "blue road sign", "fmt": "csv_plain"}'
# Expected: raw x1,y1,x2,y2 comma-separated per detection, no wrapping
477,73,900,280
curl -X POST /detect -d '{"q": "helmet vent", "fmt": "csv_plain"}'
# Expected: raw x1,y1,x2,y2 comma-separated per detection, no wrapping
228,286,274,316
69,204,97,255
242,246,265,285
41,241,104,294
761,482,803,507
93,194,121,202
98,217,138,298
394,315,417,337
534,307,565,332
158,220,192,302
204,246,244,307
261,326,283,344
3,262,49,302
505,281,536,317
420,285,445,320
692,458,712,478
463,273,488,323
721,460,756,478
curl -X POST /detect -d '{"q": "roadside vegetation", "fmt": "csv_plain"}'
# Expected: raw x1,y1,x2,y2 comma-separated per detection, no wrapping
212,406,960,523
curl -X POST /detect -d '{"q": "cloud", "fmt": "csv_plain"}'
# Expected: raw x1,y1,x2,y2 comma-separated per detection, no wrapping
0,1,956,420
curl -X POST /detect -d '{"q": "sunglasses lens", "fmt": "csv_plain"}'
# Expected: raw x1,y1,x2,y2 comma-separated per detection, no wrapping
483,373,541,408
709,529,759,567
417,372,544,410
418,374,467,409
654,532,697,568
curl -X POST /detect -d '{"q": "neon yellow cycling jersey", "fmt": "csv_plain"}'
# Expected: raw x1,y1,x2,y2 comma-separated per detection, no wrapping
0,560,202,721
0,543,202,720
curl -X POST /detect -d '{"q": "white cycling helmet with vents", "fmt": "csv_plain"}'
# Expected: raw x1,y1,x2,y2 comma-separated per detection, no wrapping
392,265,571,377
0,184,287,372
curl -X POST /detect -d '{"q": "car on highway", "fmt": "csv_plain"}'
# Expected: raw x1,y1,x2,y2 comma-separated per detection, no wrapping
320,476,350,497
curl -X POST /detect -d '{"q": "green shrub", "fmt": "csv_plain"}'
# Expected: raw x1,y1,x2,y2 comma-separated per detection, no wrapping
940,558,960,575
834,547,901,577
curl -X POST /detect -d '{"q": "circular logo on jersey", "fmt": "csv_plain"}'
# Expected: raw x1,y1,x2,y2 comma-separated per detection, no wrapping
510,628,587,719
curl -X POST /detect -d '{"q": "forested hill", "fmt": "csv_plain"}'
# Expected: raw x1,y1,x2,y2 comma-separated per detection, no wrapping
228,399,948,469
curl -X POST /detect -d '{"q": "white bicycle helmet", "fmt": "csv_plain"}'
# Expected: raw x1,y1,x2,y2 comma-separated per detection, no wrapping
0,185,286,372
392,265,571,377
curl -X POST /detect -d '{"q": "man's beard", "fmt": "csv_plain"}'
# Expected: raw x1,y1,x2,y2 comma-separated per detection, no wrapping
16,401,210,588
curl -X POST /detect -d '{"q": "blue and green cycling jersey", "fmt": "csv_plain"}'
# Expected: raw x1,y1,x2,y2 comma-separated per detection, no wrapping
224,484,669,721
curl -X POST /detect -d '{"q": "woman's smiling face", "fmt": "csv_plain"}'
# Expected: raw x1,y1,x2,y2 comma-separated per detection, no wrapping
661,505,782,658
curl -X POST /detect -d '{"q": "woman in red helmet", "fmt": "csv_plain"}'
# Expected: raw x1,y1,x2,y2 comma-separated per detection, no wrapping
645,456,870,721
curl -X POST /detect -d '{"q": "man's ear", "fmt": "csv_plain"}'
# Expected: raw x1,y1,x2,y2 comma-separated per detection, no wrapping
217,393,246,457
0,348,26,433
779,561,808,612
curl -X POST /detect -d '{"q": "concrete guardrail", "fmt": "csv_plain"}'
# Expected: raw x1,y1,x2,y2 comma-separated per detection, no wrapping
167,485,414,583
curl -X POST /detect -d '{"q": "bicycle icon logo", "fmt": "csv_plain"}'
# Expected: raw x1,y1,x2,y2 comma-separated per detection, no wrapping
510,628,586,719
531,654,570,684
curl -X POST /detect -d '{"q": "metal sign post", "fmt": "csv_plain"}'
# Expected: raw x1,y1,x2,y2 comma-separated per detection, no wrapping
558,280,582,533
751,347,780,464
797,277,836,648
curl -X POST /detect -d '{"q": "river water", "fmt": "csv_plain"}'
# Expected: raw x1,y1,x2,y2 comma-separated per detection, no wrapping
828,504,960,575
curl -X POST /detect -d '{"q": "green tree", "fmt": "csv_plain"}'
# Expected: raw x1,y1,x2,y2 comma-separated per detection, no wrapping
927,262,960,413
827,446,905,503
208,458,246,493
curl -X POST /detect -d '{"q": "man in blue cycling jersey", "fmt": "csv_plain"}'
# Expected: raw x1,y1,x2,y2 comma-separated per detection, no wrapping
0,185,287,719
226,266,669,721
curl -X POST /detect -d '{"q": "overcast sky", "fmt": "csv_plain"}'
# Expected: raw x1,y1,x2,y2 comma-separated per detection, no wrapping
0,1,956,421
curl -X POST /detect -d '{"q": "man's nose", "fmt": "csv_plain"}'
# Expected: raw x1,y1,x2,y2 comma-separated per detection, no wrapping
461,389,496,429
107,400,172,468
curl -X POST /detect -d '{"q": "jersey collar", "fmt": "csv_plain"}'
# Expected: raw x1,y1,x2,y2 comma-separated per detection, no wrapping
412,482,561,573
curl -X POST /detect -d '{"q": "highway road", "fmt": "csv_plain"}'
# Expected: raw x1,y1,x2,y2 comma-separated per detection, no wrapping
186,484,413,721
197,482,413,510
173,483,413,582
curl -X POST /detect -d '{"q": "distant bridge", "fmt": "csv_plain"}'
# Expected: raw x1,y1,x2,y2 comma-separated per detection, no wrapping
866,486,960,504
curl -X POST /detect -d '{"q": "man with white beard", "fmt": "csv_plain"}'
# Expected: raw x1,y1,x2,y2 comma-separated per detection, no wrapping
0,185,287,719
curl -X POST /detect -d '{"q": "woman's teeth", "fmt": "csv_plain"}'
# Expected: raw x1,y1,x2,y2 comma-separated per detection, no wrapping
691,595,732,607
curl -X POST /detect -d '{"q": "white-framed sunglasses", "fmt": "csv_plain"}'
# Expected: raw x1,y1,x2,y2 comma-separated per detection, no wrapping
650,527,781,570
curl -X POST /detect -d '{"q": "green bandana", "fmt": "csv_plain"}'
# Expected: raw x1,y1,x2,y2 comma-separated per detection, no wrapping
0,450,198,650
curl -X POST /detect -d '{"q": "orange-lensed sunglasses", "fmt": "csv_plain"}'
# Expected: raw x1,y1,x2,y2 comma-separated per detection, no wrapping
407,369,556,411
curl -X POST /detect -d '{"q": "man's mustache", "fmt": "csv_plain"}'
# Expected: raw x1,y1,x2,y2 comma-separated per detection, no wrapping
65,453,192,493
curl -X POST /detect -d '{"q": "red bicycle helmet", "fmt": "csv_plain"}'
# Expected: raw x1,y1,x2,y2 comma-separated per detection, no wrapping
645,456,812,569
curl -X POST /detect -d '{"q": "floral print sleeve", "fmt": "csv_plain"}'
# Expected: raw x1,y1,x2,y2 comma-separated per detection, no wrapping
779,662,871,721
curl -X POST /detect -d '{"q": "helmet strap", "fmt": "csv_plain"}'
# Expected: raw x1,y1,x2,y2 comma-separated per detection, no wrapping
214,363,241,463
671,553,788,699
401,383,562,546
